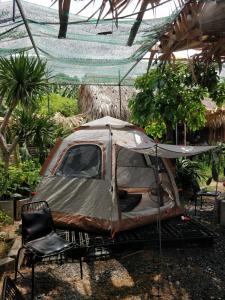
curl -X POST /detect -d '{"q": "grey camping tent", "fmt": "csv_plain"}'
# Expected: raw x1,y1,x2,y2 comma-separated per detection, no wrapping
33,116,215,234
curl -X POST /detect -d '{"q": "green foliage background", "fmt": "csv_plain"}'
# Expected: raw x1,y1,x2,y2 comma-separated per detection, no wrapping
0,160,40,199
129,62,225,140
39,93,78,117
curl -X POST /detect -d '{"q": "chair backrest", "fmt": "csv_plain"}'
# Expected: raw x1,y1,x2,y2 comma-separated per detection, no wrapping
1,275,24,300
21,201,55,243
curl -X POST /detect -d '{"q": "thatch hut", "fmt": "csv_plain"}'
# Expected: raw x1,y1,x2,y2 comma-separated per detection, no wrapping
79,86,225,143
52,112,87,129
203,99,225,143
148,1,225,66
78,85,136,121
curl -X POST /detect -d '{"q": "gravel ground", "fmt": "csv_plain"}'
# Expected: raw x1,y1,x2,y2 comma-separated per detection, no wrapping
13,197,225,300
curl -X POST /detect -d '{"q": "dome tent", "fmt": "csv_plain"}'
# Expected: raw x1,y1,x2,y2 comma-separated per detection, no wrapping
33,116,215,235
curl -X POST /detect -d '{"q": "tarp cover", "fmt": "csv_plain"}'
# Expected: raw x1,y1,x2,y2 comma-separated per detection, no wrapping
0,1,182,85
84,117,216,158
120,144,216,158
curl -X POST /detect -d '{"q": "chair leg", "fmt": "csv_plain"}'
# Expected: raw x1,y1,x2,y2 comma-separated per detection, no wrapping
31,260,35,300
60,253,63,265
15,247,23,282
79,257,83,279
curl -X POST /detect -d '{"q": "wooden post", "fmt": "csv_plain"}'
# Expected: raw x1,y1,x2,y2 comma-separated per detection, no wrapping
175,123,178,145
118,70,122,119
15,0,40,60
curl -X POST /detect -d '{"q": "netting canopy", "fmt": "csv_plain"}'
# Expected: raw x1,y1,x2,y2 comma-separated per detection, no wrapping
0,1,180,85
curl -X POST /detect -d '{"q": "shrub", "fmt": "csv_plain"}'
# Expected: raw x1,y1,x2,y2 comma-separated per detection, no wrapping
175,158,206,200
39,93,78,117
0,210,13,225
0,160,41,200
9,111,72,164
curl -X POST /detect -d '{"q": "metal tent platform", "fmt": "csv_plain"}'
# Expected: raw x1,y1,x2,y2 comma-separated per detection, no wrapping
56,217,216,261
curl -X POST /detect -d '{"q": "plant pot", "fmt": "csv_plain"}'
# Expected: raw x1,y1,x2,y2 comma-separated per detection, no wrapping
14,198,30,221
0,200,14,219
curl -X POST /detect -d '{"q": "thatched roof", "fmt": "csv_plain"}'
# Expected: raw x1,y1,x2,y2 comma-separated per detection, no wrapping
203,99,225,129
78,85,136,121
79,85,225,129
149,1,225,66
53,113,87,129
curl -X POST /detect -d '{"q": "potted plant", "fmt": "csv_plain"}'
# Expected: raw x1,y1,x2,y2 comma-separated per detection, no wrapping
0,160,40,220
175,158,206,202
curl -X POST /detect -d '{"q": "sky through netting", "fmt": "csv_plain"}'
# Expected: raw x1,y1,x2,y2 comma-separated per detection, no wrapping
0,1,181,85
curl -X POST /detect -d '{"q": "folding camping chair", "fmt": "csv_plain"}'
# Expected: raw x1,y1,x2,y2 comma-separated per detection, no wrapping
1,275,24,300
14,201,82,299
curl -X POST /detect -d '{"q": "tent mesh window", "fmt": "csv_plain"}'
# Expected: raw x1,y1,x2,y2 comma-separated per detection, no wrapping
117,148,155,188
117,148,148,167
56,144,102,179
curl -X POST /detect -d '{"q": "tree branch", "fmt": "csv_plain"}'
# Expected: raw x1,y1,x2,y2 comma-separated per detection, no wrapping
0,96,3,109
0,133,9,155
0,101,16,135
9,135,20,155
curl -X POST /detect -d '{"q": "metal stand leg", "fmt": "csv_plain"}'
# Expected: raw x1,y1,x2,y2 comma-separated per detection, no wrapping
79,257,83,279
31,260,35,300
200,196,203,208
15,247,23,282
194,198,197,216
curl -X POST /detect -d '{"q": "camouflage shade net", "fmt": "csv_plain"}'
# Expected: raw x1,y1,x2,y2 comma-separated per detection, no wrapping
0,1,181,85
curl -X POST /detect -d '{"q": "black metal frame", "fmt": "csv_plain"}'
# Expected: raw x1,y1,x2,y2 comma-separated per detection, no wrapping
56,216,216,261
195,190,220,215
14,201,82,300
1,275,24,300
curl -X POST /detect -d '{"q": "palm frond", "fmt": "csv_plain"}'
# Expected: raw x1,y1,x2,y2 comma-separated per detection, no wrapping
0,53,50,110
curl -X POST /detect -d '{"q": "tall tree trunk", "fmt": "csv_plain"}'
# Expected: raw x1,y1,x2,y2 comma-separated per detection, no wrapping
0,96,3,108
184,123,187,146
166,121,175,143
3,152,10,174
0,101,16,134
58,0,71,39
0,100,17,174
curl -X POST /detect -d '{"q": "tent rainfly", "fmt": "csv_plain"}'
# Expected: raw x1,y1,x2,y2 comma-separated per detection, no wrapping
33,117,215,235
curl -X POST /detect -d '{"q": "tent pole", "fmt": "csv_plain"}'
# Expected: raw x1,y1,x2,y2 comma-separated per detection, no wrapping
109,124,115,237
155,144,162,256
15,0,40,60
184,123,187,146
155,143,162,299
47,91,50,115
118,70,122,119
119,59,141,85
175,123,178,145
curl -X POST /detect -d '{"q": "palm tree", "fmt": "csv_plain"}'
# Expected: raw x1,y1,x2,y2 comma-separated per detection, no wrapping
0,52,50,172
10,111,59,165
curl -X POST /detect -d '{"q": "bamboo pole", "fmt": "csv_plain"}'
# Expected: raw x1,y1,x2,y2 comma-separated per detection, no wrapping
15,0,40,60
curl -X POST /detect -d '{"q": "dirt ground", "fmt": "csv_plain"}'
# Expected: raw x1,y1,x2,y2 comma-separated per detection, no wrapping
0,222,19,258
1,185,225,299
